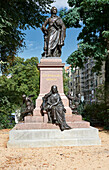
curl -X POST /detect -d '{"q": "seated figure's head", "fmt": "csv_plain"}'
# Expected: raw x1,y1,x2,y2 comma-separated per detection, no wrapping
51,6,57,15
51,85,58,94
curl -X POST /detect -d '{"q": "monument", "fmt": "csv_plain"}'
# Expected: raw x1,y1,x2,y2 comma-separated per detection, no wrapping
7,7,101,148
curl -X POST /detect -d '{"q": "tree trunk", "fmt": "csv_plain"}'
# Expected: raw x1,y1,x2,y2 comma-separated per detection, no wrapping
104,40,109,128
1,46,8,75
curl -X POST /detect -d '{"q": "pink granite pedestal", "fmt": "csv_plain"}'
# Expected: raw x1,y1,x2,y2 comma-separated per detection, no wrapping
33,58,72,117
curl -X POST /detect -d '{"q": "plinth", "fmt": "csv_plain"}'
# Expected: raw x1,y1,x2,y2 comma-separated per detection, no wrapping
34,58,72,116
7,57,101,148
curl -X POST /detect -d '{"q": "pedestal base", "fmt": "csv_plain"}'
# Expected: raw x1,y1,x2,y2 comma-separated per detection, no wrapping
7,127,101,148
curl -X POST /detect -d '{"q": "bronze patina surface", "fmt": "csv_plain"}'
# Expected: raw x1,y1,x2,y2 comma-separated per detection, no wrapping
41,7,66,58
41,85,71,131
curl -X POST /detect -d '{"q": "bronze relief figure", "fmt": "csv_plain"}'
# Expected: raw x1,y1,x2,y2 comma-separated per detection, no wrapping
41,6,66,57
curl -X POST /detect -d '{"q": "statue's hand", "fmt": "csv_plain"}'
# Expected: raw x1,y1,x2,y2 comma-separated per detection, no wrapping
47,104,52,110
44,30,48,35
63,108,66,112
61,41,64,46
49,105,52,109
62,42,64,46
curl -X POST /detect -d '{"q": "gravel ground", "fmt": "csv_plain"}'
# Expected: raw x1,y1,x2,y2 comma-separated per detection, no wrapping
0,128,109,170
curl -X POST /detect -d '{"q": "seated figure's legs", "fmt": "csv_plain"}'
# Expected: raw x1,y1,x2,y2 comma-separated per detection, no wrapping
55,107,71,131
47,111,52,123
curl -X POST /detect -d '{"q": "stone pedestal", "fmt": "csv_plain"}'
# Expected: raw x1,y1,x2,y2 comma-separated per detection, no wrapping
39,58,64,94
33,58,72,116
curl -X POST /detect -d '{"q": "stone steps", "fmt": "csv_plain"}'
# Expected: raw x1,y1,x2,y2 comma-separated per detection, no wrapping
15,121,90,130
66,114,82,122
24,114,82,123
25,116,44,123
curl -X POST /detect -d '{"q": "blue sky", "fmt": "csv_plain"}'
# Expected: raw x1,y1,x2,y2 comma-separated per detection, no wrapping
18,0,82,65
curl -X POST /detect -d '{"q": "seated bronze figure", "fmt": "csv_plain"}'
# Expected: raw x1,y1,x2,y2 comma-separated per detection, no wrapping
41,85,71,131
20,94,34,121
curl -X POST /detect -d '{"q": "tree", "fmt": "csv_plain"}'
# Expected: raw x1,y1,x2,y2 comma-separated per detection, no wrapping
63,69,70,95
0,56,40,121
60,0,109,127
60,2,109,91
0,0,54,72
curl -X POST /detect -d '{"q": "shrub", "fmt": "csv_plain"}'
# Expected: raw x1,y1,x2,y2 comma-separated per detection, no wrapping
82,103,109,129
0,110,15,129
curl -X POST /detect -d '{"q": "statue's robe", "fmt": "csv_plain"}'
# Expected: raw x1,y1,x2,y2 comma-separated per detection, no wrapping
42,15,66,57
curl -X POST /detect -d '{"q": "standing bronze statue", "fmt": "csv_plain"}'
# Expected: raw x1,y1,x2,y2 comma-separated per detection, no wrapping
41,85,71,131
41,6,66,57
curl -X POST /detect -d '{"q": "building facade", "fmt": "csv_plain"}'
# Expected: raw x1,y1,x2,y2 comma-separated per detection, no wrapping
65,59,105,103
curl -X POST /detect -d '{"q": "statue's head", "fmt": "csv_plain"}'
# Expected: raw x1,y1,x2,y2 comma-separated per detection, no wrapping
51,85,58,94
51,6,57,15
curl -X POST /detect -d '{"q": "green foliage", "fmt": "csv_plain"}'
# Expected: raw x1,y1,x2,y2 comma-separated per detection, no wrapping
102,31,109,39
63,69,70,95
0,0,54,70
1,56,40,100
0,56,39,129
60,8,81,28
82,82,109,129
95,84,109,129
95,84,105,102
77,102,84,115
0,97,15,129
83,103,109,129
60,0,109,73
0,111,15,129
67,42,106,73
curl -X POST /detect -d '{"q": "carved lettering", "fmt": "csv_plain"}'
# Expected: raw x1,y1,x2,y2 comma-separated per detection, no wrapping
42,74,60,77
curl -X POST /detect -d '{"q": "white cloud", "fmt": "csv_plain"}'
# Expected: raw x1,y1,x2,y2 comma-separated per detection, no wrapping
29,46,41,51
26,40,41,51
27,40,34,48
28,43,33,47
52,0,69,9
